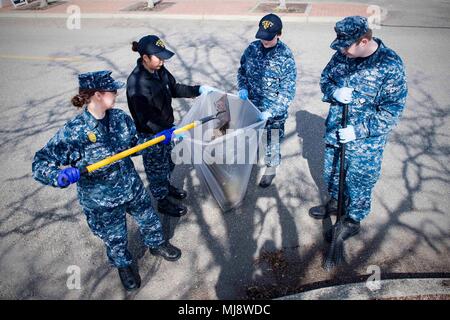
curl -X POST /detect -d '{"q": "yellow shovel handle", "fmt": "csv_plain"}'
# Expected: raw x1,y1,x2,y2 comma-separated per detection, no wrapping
83,121,198,174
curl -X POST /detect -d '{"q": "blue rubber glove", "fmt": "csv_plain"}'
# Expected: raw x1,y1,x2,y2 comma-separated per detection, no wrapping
338,125,356,144
259,111,272,121
199,85,218,95
238,89,248,100
155,127,176,145
57,167,80,188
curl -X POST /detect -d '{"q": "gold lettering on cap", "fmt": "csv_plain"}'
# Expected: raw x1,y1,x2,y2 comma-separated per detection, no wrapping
155,39,165,48
262,20,274,30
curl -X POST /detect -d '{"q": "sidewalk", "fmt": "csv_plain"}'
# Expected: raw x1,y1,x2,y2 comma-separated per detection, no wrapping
278,277,450,300
0,0,375,22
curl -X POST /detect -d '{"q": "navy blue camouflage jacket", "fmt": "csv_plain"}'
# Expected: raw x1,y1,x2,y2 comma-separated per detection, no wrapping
237,40,297,120
32,108,144,208
320,38,408,149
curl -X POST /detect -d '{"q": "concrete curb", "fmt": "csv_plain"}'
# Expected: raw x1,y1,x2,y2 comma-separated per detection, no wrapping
277,278,450,300
0,12,358,23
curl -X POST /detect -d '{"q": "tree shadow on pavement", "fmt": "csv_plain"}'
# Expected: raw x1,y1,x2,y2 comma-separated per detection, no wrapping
295,110,326,202
342,71,450,272
242,69,450,299
297,71,450,287
0,38,170,298
2,22,449,300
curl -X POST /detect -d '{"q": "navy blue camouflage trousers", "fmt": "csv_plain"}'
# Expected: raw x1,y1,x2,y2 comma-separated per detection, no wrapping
323,144,384,222
83,184,164,268
264,119,285,167
140,134,175,200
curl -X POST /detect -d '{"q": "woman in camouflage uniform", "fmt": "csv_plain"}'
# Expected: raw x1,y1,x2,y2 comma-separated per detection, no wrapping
32,70,181,291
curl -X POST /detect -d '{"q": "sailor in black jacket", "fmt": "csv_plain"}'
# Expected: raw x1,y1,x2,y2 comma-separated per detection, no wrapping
127,35,216,217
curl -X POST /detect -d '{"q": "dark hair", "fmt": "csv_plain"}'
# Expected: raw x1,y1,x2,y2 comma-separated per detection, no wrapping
131,41,139,53
356,29,373,45
71,89,96,108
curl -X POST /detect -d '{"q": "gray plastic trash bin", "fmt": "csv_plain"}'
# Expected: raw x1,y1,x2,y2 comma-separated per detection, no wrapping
177,92,266,211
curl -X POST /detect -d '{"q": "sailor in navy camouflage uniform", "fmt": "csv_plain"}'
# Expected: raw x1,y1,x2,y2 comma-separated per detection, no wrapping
32,71,182,291
313,16,408,238
237,13,297,187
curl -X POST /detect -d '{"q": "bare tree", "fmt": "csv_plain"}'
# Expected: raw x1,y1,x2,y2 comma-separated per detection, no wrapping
278,0,287,10
39,0,48,9
39,0,63,9
146,0,161,9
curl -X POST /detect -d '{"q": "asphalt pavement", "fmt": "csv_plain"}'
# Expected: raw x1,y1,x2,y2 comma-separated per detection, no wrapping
0,3,449,299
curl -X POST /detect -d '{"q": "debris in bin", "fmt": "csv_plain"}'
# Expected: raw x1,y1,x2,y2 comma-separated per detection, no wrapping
178,92,265,211
211,94,231,140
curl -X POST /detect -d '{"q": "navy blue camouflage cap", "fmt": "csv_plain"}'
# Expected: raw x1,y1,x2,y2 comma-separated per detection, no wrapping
137,35,174,60
256,13,283,41
330,16,369,50
78,70,125,91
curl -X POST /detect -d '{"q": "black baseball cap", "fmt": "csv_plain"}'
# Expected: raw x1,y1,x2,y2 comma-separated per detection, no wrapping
137,35,175,60
255,13,283,41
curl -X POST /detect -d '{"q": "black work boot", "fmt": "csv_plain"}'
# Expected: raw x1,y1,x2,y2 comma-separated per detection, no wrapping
325,217,361,243
149,241,181,261
309,199,338,220
118,266,141,291
259,166,276,188
157,197,187,217
168,184,187,200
